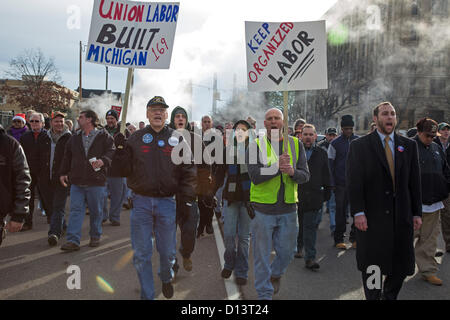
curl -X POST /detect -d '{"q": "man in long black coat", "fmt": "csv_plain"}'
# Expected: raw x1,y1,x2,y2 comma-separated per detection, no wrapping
346,102,422,300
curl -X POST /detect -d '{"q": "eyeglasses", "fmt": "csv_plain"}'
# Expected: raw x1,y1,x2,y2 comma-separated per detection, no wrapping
29,120,41,123
148,107,166,113
12,120,23,123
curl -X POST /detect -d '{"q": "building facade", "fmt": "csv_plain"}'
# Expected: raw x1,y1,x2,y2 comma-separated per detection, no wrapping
319,0,449,133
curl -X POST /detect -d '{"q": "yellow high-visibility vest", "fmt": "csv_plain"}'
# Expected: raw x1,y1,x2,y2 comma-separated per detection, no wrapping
250,135,300,204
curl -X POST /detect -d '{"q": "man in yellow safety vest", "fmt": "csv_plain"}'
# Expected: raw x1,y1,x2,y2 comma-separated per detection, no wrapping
246,108,310,300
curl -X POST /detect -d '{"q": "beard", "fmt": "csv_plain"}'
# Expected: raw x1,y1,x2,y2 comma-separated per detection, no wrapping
377,119,395,135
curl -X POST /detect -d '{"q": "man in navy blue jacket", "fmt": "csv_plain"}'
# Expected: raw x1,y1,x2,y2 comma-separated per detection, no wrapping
328,115,359,249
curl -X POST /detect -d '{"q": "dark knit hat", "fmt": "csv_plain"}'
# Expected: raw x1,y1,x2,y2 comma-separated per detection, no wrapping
233,119,251,130
340,115,354,128
106,109,118,121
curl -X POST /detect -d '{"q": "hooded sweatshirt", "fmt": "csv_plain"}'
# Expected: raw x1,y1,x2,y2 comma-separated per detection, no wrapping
169,106,214,196
169,106,191,131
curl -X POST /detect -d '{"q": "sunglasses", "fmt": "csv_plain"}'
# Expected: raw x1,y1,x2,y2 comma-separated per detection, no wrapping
29,120,41,123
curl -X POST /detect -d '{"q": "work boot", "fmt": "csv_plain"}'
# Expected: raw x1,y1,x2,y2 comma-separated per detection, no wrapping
162,282,174,299
221,268,232,279
89,238,100,247
335,242,347,250
270,276,281,295
305,259,320,270
423,275,443,286
61,242,80,251
183,257,193,272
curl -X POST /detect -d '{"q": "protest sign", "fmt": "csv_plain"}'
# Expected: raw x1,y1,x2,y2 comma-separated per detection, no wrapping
87,0,179,69
111,105,123,118
245,20,328,92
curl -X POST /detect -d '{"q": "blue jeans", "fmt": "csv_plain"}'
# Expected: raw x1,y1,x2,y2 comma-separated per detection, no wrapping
303,210,321,261
327,191,336,232
103,177,126,222
223,200,251,278
66,185,106,245
48,184,69,237
130,194,176,300
251,210,298,300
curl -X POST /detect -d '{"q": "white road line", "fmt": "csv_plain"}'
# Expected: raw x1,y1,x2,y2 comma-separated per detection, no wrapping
82,244,131,262
0,270,66,300
212,215,241,300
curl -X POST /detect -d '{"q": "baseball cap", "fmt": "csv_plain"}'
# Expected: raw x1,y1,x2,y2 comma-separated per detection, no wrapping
52,111,66,119
438,122,450,131
147,96,169,108
325,127,337,135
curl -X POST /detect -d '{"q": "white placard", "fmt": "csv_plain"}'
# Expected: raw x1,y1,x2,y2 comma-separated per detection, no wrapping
86,0,179,69
245,20,328,92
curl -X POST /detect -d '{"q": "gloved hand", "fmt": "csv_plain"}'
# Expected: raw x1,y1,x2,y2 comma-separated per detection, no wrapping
114,133,126,150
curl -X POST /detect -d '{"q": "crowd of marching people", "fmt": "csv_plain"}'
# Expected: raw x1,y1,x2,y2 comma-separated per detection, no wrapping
0,98,449,300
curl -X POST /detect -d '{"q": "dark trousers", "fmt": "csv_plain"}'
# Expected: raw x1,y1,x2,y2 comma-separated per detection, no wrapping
25,174,39,226
176,199,199,259
334,185,356,244
47,184,70,237
361,271,406,300
297,206,304,252
197,196,214,234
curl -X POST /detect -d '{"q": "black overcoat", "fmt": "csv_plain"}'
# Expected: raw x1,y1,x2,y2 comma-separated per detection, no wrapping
346,131,422,276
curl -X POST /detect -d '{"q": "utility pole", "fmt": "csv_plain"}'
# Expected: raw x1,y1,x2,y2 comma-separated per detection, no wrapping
185,79,193,120
212,73,218,114
232,73,237,103
105,66,109,90
79,41,83,102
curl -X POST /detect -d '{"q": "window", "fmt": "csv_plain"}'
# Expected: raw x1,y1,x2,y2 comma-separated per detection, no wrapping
432,0,448,16
409,78,417,96
432,51,445,67
0,96,5,104
430,79,446,96
411,2,419,16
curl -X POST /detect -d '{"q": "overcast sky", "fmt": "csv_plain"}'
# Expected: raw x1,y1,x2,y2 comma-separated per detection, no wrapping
0,0,337,123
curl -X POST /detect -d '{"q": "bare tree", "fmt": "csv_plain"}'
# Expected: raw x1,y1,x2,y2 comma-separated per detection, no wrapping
2,48,74,114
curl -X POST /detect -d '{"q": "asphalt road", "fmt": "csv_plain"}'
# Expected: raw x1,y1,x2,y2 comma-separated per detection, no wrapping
1,201,449,300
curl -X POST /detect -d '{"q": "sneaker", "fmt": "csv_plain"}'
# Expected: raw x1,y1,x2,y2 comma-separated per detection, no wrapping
61,242,80,251
335,243,347,250
235,277,247,286
162,282,174,299
48,234,59,246
270,276,281,295
89,238,100,247
221,268,232,279
423,275,443,286
305,259,320,270
205,224,214,234
183,257,193,272
110,220,121,226
102,219,107,224
435,251,444,257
